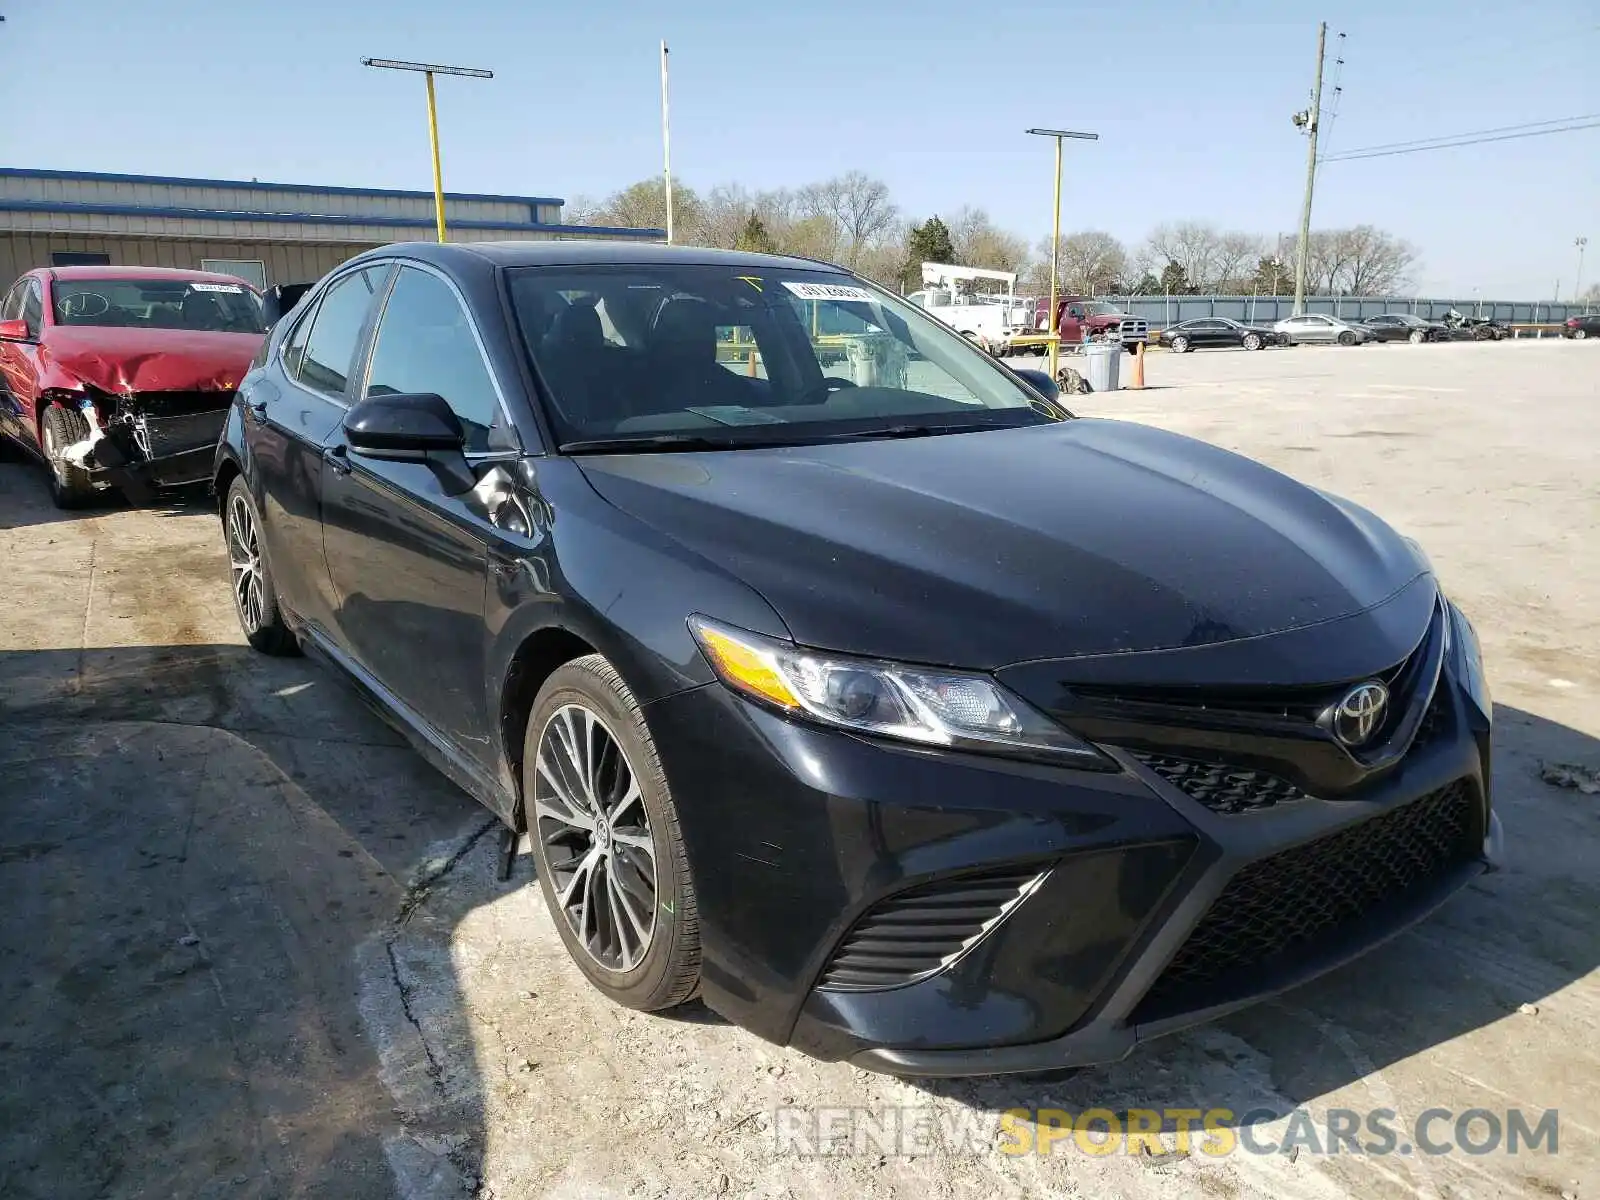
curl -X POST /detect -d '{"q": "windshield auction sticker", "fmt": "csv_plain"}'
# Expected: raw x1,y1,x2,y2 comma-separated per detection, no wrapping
190,283,245,293
782,281,874,303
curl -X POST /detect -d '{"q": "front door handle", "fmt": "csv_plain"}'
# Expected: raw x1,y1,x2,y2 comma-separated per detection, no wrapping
247,399,268,418
322,444,352,476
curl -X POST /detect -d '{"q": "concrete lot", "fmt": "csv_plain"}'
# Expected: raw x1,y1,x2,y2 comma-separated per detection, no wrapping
1,338,1597,1199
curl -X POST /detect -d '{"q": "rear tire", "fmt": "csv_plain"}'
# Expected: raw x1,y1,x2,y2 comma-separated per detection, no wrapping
1170,335,1190,354
41,404,96,509
524,655,701,1012
223,476,299,655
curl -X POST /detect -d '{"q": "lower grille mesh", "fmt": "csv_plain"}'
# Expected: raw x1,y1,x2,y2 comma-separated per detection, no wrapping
1130,752,1305,814
1139,780,1478,1014
819,867,1044,991
142,409,229,458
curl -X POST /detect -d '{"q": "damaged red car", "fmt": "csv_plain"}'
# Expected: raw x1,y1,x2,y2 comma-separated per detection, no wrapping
0,265,267,507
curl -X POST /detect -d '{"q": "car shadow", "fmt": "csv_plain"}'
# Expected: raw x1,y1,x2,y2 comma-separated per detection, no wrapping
905,702,1600,1132
0,642,494,1198
0,458,212,530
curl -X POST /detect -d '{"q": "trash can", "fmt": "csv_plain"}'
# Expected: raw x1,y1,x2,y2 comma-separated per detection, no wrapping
1082,341,1122,392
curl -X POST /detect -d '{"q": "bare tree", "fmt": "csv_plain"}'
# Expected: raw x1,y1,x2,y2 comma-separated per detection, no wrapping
1142,222,1225,292
1338,225,1418,295
1213,231,1266,292
1033,230,1129,295
797,172,899,269
947,207,1031,278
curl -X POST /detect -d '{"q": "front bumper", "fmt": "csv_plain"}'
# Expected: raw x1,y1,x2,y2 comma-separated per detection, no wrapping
645,652,1494,1077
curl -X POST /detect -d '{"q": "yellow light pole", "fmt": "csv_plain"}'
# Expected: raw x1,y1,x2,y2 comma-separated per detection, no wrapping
1026,128,1099,379
362,57,494,243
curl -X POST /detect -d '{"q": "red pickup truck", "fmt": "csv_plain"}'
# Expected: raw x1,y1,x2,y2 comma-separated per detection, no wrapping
1033,296,1150,352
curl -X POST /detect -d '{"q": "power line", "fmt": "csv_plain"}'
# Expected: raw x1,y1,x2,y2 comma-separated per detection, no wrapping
1322,116,1600,163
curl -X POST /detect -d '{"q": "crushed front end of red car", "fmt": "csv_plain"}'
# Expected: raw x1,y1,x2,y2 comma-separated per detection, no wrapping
34,273,266,501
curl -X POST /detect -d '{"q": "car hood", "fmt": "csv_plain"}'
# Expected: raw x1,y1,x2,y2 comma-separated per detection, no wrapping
577,419,1427,669
41,326,263,394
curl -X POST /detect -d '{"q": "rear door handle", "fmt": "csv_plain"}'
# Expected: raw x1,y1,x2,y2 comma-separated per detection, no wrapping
321,444,352,476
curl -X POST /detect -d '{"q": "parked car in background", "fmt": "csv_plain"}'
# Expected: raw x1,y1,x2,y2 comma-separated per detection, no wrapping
1159,317,1285,353
1360,313,1452,344
0,266,266,507
1562,313,1599,339
214,239,1499,1077
1273,313,1372,345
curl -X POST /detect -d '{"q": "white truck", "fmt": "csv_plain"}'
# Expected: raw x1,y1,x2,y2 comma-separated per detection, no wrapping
904,263,1035,354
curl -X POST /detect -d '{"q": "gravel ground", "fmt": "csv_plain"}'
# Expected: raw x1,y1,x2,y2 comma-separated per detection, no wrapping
1,337,1596,1199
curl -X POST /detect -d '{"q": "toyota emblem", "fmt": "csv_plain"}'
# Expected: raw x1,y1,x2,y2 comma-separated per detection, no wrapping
1331,681,1389,747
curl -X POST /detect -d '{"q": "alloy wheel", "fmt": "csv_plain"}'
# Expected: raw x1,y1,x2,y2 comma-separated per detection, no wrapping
534,704,658,972
227,493,266,634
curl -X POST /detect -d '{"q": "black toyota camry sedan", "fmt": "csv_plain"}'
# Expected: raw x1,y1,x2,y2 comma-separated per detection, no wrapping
213,241,1500,1077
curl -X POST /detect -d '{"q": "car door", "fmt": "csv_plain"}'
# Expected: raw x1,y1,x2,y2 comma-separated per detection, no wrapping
0,278,46,449
1190,319,1227,348
1300,315,1336,343
319,262,521,774
244,263,390,634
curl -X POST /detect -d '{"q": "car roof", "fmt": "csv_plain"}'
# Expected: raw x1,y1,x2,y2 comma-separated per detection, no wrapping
356,239,840,273
44,264,261,287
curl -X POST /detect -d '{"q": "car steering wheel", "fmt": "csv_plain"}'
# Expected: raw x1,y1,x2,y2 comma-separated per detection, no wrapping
61,292,110,319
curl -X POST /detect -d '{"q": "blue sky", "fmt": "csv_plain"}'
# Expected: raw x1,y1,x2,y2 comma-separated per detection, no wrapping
2,0,1594,297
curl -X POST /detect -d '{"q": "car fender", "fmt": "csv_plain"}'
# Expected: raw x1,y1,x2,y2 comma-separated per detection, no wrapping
481,457,794,805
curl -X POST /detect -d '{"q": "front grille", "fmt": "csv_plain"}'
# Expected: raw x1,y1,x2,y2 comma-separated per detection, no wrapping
1138,780,1478,1015
1130,751,1305,814
140,408,229,459
819,867,1045,991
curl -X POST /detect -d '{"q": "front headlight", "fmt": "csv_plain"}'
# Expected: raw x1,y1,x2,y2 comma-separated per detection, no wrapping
689,616,1106,767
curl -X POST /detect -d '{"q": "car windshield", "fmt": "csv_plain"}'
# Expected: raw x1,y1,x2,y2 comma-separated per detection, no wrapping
52,278,266,334
507,265,1067,449
1081,301,1124,317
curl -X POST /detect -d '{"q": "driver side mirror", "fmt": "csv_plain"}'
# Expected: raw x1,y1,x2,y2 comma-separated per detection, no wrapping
344,392,475,495
0,317,33,342
1011,368,1060,401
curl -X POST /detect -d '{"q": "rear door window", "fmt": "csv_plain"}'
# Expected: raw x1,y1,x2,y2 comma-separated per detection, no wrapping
295,268,383,399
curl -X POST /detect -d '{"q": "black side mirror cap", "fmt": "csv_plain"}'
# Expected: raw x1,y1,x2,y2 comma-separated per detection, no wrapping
1011,368,1060,402
344,393,475,494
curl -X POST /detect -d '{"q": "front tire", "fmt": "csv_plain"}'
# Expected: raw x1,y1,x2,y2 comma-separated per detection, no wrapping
1242,333,1262,351
1409,330,1426,344
41,404,95,509
1337,331,1357,346
1574,328,1589,340
223,476,298,655
524,655,700,1011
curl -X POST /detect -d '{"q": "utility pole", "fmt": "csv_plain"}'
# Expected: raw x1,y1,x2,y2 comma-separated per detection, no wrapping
661,41,674,244
1291,22,1327,315
1576,237,1589,304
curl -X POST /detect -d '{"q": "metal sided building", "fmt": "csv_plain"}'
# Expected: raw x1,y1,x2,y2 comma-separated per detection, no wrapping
0,167,662,289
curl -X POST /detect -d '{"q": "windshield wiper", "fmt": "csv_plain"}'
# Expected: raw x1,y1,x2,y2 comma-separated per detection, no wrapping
559,433,794,454
825,419,1027,441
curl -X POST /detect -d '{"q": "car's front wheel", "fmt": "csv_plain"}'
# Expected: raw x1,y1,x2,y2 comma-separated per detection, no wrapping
40,404,95,509
1337,331,1358,346
1409,329,1426,344
524,655,700,1011
223,476,298,655
1242,333,1262,351
1574,328,1589,340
